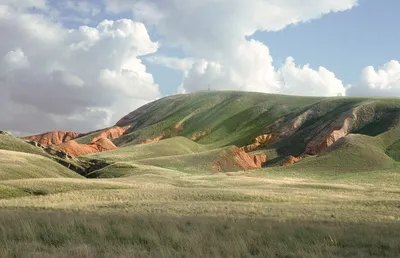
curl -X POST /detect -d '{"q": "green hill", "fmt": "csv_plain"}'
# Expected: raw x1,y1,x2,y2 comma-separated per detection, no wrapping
0,133,82,180
114,91,324,148
0,133,49,157
85,91,400,176
294,130,399,173
0,150,82,180
88,137,210,162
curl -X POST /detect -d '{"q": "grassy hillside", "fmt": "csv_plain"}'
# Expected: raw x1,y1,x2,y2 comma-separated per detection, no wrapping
0,133,48,157
387,140,400,161
85,92,400,176
88,137,210,162
0,150,82,180
115,91,324,147
0,133,83,180
294,134,397,173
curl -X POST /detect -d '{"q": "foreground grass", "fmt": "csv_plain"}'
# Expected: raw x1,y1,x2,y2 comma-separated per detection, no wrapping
1,209,399,258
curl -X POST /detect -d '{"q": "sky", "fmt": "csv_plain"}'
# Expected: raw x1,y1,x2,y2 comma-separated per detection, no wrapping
0,0,399,135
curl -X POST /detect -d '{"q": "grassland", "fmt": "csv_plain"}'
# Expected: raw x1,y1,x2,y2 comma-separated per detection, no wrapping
1,167,400,257
1,91,400,257
1,210,400,258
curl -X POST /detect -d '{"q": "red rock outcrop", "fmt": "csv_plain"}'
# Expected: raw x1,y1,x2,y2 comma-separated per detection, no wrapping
140,136,164,144
281,155,304,166
190,129,211,142
56,137,117,157
241,110,314,152
240,134,277,152
305,109,358,155
92,125,131,142
212,146,267,172
23,131,81,146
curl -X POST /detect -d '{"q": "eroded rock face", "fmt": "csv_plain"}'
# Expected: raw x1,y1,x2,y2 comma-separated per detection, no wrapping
241,110,314,152
241,134,277,152
92,125,131,142
305,108,358,155
212,146,267,172
281,155,304,166
23,126,131,157
23,131,81,146
140,136,164,144
190,129,211,142
56,138,117,157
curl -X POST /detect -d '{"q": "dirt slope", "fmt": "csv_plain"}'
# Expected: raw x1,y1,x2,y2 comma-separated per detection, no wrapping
23,131,81,146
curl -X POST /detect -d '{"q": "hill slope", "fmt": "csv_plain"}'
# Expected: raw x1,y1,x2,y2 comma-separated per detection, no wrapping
115,91,324,148
0,132,82,180
83,91,399,175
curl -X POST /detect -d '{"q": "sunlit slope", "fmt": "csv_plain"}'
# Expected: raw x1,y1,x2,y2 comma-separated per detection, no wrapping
83,91,400,175
293,126,400,173
0,133,82,180
0,150,82,180
88,137,210,162
0,133,48,157
115,91,323,147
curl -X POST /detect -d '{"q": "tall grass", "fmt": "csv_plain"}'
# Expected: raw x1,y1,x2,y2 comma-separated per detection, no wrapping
1,209,399,258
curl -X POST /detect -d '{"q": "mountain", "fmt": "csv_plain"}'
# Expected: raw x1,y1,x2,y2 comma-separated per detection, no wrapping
15,91,400,175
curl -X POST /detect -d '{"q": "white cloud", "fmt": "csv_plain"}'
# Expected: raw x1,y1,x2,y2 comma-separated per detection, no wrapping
63,1,101,16
0,5,160,135
145,55,195,71
279,57,346,97
104,0,357,96
347,60,400,96
2,48,30,71
0,0,48,10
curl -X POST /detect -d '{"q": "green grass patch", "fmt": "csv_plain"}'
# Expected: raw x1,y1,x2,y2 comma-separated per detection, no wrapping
387,140,400,161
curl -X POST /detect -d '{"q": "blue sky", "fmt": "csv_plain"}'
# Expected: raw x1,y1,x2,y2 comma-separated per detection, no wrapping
253,0,400,86
142,0,400,95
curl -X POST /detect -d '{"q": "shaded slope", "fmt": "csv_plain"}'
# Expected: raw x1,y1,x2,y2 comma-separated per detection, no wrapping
243,98,400,160
387,140,400,162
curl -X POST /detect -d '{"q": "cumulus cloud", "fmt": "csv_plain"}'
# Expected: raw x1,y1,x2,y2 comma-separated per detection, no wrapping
347,60,400,97
63,1,101,16
0,0,48,10
107,0,357,95
145,55,195,72
279,57,346,97
0,4,160,135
